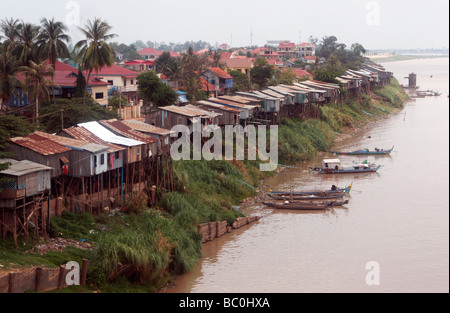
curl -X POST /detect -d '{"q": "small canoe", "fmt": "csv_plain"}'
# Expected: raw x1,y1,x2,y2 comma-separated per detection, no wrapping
263,202,331,211
329,146,394,156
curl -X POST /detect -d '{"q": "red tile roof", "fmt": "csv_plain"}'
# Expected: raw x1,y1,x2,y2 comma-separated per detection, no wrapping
138,48,180,58
278,41,296,48
208,67,233,79
290,68,313,79
224,58,254,69
87,65,138,78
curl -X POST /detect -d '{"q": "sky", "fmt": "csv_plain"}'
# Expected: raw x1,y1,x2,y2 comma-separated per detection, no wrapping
1,0,449,50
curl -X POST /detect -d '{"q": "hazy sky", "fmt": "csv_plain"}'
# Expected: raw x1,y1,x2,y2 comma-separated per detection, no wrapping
1,0,449,50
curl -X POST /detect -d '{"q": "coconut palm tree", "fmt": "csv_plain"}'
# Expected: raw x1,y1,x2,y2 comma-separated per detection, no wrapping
74,18,117,105
0,46,21,111
15,22,39,65
36,18,71,69
20,60,54,123
0,18,21,45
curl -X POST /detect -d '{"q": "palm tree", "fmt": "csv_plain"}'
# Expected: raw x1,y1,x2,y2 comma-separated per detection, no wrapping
36,18,71,68
74,18,117,105
15,22,39,65
20,60,54,123
0,46,21,111
0,18,21,45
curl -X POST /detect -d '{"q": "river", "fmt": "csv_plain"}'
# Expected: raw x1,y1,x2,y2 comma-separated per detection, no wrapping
165,57,449,293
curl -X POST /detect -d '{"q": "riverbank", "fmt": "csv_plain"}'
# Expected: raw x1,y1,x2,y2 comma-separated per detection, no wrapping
0,78,409,293
369,54,449,63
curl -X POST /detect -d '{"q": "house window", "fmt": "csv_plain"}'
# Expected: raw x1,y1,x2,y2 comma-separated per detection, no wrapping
107,80,114,85
131,80,134,85
93,156,98,167
136,146,141,156
115,151,121,159
100,154,105,165
95,92,104,100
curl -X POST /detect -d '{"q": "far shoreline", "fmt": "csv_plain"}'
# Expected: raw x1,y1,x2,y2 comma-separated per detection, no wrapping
369,54,449,64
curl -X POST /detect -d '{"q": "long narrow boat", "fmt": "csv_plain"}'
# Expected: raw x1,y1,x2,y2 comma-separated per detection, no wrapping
270,184,352,196
312,159,381,174
316,165,381,174
263,202,331,211
268,193,345,201
329,146,394,156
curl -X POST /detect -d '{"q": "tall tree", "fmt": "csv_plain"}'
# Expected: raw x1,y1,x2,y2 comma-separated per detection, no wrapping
15,22,39,65
0,46,21,111
20,60,54,123
36,18,71,68
137,71,177,107
250,58,274,89
74,18,117,105
0,18,21,45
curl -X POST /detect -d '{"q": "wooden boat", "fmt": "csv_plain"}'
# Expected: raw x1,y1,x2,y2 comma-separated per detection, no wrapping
329,146,394,156
270,184,352,196
268,193,345,201
263,202,331,211
312,159,381,175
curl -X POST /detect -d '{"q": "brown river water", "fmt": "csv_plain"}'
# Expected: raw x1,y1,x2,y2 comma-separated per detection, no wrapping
165,58,449,293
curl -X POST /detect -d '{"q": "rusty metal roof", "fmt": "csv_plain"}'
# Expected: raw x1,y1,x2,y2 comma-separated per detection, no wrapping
9,133,72,156
121,120,173,136
160,105,222,118
196,100,242,114
34,131,108,154
99,120,158,144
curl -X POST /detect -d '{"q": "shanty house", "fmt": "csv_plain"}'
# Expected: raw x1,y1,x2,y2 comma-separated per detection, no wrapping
7,133,72,178
196,100,241,126
58,126,126,171
79,121,146,165
0,159,52,200
120,120,173,156
99,120,158,159
33,131,109,177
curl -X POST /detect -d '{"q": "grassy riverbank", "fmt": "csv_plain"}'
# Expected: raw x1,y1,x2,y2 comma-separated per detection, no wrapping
0,78,408,293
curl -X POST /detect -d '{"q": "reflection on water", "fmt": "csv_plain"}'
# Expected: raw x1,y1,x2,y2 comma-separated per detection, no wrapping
165,58,449,293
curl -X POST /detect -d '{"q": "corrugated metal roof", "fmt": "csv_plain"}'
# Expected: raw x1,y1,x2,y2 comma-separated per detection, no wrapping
99,120,158,144
60,127,125,154
207,98,259,110
9,133,72,155
78,121,145,147
160,105,222,118
260,89,287,99
0,159,52,176
268,86,295,96
251,91,280,101
121,120,173,136
34,131,108,154
196,100,242,113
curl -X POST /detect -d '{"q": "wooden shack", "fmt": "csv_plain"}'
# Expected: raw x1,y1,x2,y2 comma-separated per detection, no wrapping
79,121,146,165
99,120,158,159
121,120,173,156
7,133,72,178
0,159,52,203
34,131,109,177
196,100,241,126
57,126,126,171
